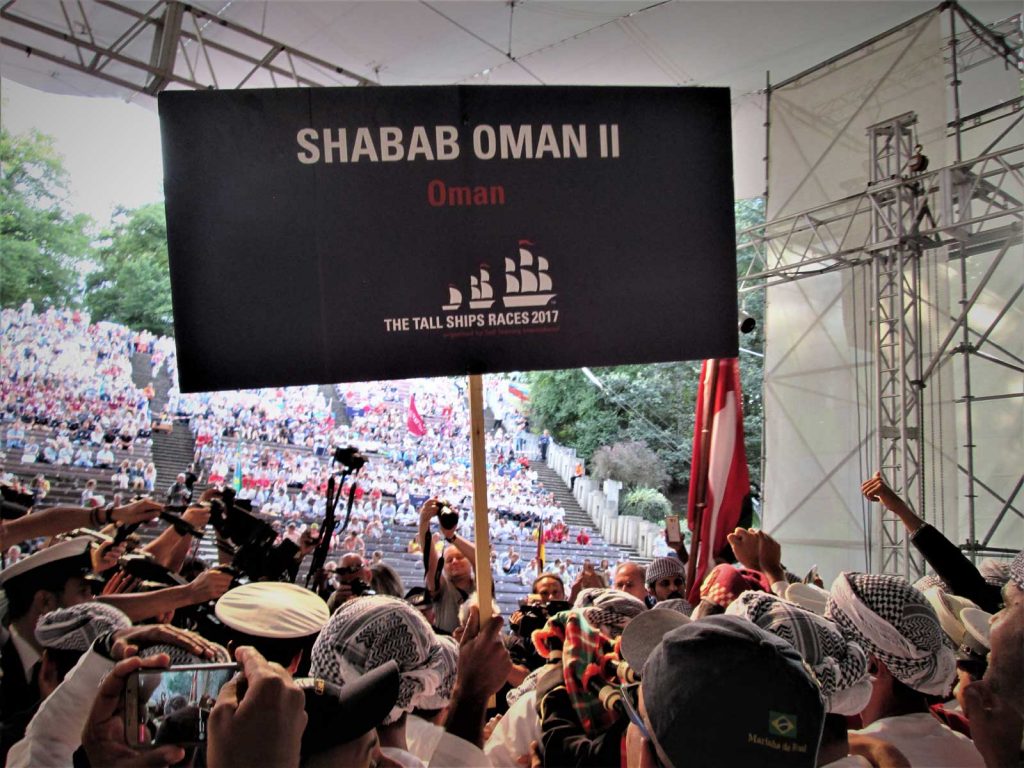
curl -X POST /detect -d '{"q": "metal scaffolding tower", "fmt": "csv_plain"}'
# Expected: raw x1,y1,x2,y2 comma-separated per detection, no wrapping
866,112,927,579
742,3,1023,574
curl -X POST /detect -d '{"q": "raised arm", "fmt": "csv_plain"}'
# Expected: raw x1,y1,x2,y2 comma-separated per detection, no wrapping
142,504,211,571
863,471,1000,612
0,498,162,549
420,499,443,594
97,567,232,622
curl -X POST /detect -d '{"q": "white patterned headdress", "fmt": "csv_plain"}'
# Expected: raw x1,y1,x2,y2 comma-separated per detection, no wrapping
310,595,443,724
826,572,955,698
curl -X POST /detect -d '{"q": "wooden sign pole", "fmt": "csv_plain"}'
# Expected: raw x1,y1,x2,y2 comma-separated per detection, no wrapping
467,374,493,618
686,359,719,597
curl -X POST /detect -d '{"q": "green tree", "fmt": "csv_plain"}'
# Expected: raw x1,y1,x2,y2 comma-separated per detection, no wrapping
528,198,767,491
85,202,173,335
591,441,670,491
621,487,673,524
0,127,92,308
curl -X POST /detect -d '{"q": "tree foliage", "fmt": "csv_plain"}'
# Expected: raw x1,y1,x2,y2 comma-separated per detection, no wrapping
85,203,174,335
0,127,92,308
592,441,670,492
621,487,673,524
528,198,766,492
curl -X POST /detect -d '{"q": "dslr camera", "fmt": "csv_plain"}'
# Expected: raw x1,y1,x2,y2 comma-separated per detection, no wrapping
205,488,301,583
333,446,366,471
436,500,460,532
514,599,572,639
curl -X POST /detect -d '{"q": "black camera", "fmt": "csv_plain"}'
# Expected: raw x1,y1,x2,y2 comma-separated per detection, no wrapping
119,552,188,587
1,484,33,520
205,489,300,583
436,501,460,532
514,600,572,639
333,446,366,471
349,579,375,597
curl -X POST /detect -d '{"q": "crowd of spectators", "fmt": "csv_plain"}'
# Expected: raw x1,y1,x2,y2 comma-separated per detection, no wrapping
166,374,564,555
1,304,154,466
2,305,1020,767
0,476,1019,768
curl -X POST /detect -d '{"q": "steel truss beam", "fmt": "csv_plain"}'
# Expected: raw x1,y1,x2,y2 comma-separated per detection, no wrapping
0,0,376,96
745,6,1023,575
741,143,1022,575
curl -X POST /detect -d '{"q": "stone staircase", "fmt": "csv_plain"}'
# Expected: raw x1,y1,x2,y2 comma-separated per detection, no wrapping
129,352,197,499
534,462,644,563
320,384,349,427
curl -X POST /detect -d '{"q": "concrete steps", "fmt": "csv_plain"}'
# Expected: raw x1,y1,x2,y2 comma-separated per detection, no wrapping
130,352,197,500
533,462,646,563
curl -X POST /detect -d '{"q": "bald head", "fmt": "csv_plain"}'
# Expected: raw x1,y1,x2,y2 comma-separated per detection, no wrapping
613,562,647,602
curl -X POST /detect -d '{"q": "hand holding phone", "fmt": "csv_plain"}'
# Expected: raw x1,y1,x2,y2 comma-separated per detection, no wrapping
83,654,186,768
206,647,307,768
125,663,239,748
665,515,682,545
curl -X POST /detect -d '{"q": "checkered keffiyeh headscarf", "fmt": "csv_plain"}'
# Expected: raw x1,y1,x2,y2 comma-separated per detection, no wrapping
311,595,443,724
573,588,647,638
726,591,871,716
416,634,459,710
826,572,955,697
653,598,694,617
35,603,131,651
1010,550,1024,591
978,559,1010,589
699,564,770,608
913,574,950,594
644,557,685,588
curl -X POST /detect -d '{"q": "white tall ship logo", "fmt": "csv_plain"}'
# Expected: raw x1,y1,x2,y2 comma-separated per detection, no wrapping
503,240,554,308
442,241,556,312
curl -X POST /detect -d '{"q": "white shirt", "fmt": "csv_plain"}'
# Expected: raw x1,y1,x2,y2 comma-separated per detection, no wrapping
7,648,114,768
852,712,984,768
484,690,540,768
429,731,492,768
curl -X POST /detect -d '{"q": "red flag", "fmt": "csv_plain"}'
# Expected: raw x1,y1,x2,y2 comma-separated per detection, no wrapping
407,394,427,436
686,358,750,604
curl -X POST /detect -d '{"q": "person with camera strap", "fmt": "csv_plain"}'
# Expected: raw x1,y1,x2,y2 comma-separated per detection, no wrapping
418,499,476,635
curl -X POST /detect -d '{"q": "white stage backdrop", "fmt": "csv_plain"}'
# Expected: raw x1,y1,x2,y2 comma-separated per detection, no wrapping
762,9,955,577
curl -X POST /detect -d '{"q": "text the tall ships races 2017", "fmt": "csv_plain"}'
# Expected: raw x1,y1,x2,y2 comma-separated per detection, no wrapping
294,124,621,164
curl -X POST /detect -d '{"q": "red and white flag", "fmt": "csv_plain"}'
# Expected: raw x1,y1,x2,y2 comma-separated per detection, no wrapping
686,358,750,604
407,394,427,437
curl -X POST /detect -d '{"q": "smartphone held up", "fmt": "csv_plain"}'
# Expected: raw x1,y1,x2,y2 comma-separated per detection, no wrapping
124,663,238,747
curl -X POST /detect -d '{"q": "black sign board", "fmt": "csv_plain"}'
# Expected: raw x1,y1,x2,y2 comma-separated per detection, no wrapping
159,86,737,392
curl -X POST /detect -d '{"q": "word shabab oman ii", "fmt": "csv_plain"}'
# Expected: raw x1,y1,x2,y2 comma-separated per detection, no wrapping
295,122,622,209
294,123,622,164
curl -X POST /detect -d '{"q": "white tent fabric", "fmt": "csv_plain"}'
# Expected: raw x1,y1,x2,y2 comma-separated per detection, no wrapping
762,10,953,577
2,1,1017,200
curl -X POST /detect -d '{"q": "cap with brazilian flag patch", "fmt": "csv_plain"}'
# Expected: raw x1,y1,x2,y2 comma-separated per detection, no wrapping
623,614,825,767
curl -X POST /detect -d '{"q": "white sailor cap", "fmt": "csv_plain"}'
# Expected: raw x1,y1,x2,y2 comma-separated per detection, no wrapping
215,582,329,639
0,538,93,597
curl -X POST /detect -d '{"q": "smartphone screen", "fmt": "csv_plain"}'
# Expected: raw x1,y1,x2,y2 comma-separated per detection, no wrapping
665,515,681,544
125,664,238,747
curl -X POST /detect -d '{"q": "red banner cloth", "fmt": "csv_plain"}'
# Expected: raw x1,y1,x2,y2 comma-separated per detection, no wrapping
407,394,427,436
686,358,750,604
